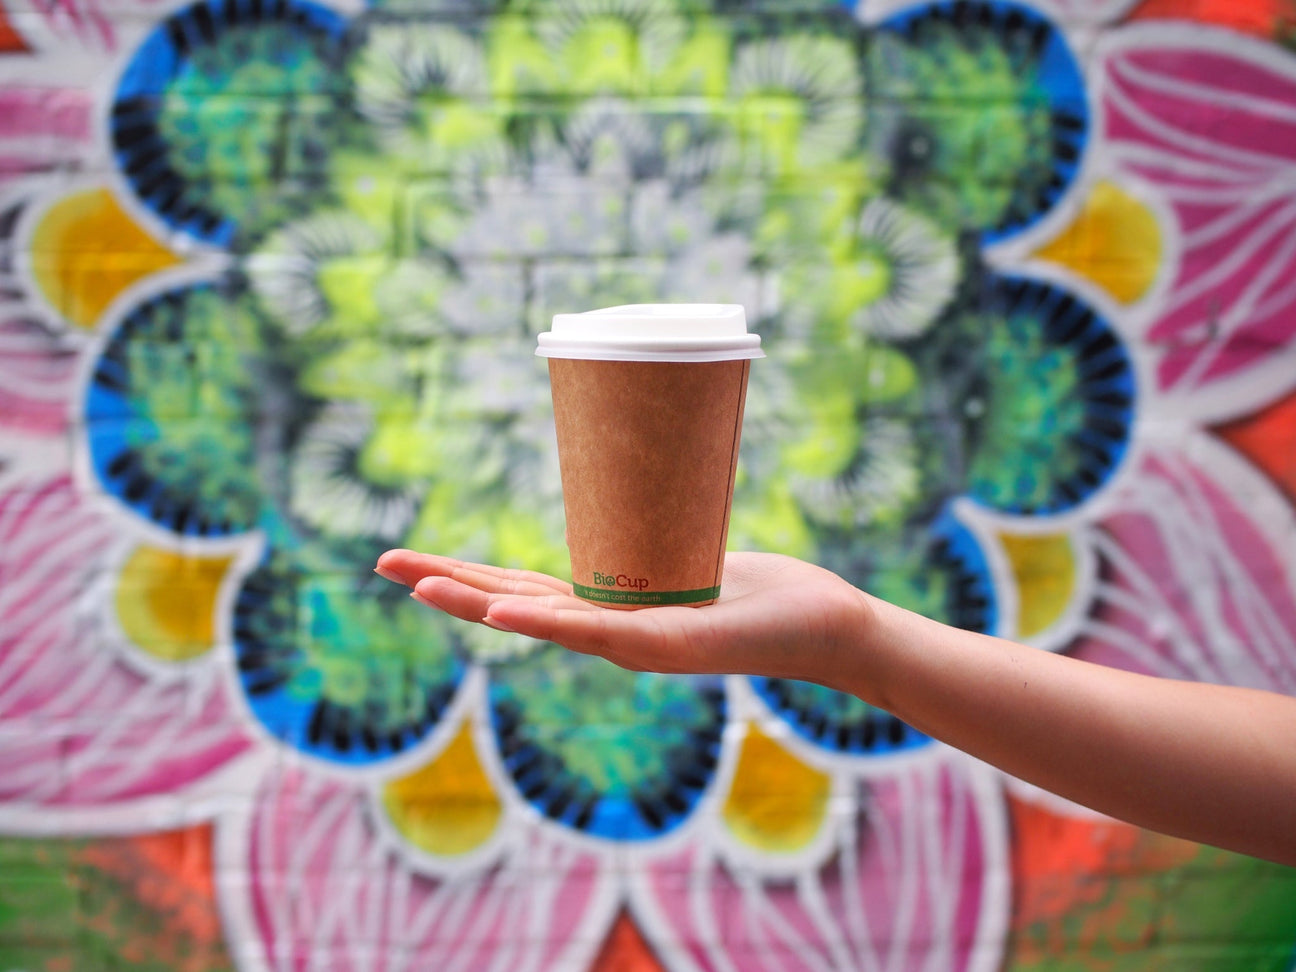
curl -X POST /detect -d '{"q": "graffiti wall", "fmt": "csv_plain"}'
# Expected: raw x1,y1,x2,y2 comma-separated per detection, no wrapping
2,0,1296,968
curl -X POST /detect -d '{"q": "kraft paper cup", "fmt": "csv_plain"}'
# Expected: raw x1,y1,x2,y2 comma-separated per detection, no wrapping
537,304,763,608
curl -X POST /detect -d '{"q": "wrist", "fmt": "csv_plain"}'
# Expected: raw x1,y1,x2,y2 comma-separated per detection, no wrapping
815,578,888,698
828,588,928,713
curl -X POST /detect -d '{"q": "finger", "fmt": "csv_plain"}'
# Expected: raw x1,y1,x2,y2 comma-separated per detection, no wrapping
412,576,594,627
409,576,494,625
437,563,573,599
374,549,457,586
376,549,571,595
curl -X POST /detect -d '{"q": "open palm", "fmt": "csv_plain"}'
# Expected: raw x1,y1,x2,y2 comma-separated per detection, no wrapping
376,548,873,687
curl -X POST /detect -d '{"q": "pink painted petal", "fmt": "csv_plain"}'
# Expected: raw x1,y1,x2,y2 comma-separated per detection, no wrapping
0,88,96,184
242,767,618,972
0,475,253,805
631,758,1007,972
0,87,95,143
1071,440,1296,693
0,318,79,437
1100,30,1296,400
13,0,115,52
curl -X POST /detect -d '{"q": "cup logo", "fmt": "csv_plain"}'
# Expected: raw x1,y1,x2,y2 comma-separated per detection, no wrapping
592,571,650,591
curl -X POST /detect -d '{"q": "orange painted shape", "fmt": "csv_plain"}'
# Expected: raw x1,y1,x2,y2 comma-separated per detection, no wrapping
79,825,225,946
1127,0,1293,37
29,187,182,329
589,911,668,972
1213,387,1296,504
0,0,30,52
124,828,218,901
1008,795,1200,932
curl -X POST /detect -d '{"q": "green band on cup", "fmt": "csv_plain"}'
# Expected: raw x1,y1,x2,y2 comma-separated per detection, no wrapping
573,583,721,606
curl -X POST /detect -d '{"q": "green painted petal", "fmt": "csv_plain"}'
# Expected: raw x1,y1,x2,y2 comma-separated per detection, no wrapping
112,288,268,532
528,0,689,95
490,647,725,838
960,277,1135,515
863,24,1054,233
156,21,347,240
652,23,731,97
729,481,816,561
486,14,562,96
330,148,406,229
790,416,924,531
726,32,865,175
246,211,386,339
290,403,426,543
234,550,464,765
966,311,1090,512
297,340,419,407
850,197,960,340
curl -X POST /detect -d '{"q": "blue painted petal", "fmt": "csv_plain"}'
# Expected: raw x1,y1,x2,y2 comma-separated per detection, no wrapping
110,0,350,246
234,547,464,765
749,677,928,756
489,648,725,841
962,275,1136,516
84,284,267,537
760,509,996,756
870,0,1088,243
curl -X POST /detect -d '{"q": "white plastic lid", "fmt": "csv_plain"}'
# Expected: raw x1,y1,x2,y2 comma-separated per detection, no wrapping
537,303,764,362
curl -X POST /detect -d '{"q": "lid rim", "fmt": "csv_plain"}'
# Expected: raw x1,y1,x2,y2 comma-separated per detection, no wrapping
538,302,760,361
536,346,765,363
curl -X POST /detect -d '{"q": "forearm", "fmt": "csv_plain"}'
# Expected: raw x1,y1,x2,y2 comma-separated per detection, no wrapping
843,594,1296,867
385,546,1296,865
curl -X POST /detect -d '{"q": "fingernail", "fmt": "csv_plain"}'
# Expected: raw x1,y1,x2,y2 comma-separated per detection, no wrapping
374,566,404,585
483,613,515,633
410,590,435,608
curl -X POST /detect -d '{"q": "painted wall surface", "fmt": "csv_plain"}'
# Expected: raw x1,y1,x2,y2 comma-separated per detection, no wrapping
2,0,1296,968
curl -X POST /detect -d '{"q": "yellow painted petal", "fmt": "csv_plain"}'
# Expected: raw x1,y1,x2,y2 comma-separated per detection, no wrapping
1033,181,1161,305
115,546,233,663
999,532,1078,640
382,720,502,857
721,721,830,854
29,187,182,329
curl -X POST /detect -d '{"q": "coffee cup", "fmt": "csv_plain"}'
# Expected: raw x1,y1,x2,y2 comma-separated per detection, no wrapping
536,304,762,608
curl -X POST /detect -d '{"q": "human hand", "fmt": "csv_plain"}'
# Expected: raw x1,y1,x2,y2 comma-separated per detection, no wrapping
374,549,874,689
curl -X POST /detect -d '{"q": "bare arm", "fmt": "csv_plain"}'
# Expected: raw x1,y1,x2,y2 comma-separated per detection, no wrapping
376,548,1296,867
861,598,1296,867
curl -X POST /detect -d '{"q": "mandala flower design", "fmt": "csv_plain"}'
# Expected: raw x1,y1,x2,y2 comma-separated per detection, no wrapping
4,1,1296,969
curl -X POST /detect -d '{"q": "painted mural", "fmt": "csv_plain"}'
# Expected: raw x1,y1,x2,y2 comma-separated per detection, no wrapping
2,0,1296,969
